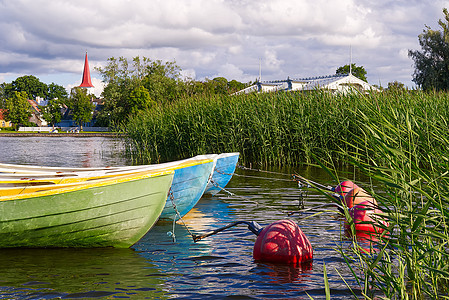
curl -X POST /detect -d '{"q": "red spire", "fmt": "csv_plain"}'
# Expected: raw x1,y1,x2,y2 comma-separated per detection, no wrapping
79,52,94,88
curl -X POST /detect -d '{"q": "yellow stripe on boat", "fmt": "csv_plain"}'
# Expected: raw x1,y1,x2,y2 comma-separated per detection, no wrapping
0,169,174,201
0,157,214,197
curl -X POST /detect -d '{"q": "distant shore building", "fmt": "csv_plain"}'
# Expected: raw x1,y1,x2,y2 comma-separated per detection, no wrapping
27,99,47,126
0,109,12,128
234,73,379,95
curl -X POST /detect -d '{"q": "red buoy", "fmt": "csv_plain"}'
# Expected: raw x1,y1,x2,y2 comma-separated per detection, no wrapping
253,220,313,264
345,200,388,236
334,180,357,197
343,186,377,209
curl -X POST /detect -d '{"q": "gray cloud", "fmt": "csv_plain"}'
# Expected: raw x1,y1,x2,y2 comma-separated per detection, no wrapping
1,0,448,93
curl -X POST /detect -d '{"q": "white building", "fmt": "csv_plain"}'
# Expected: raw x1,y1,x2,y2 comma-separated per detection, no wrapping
234,73,379,95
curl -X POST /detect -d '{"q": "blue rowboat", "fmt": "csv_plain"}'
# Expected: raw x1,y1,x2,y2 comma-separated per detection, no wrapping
157,155,216,221
204,152,240,196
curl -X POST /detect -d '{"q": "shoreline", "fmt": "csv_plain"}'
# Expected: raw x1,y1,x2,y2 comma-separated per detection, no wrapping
0,132,126,137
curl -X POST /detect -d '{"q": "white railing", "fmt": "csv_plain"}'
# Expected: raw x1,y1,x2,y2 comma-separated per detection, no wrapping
18,127,110,132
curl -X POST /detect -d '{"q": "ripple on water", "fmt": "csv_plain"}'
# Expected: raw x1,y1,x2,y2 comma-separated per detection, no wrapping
0,137,363,299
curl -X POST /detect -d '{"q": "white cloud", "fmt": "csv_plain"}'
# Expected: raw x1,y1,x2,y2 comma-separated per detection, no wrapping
210,63,252,82
0,0,448,88
180,69,196,80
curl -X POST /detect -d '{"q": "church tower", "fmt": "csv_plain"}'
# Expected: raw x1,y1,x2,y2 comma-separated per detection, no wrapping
79,52,94,88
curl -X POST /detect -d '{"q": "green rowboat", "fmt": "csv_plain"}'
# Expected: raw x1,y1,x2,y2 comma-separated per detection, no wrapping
0,170,174,248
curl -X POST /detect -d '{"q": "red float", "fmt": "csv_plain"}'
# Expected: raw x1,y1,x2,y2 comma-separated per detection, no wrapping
253,219,313,264
334,180,357,197
343,186,377,209
345,200,388,236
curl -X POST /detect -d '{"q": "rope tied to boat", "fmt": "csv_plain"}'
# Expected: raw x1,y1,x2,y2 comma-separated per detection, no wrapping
210,179,235,196
192,220,263,242
233,173,296,182
238,165,294,177
215,169,234,176
235,165,297,182
167,188,196,243
231,165,321,212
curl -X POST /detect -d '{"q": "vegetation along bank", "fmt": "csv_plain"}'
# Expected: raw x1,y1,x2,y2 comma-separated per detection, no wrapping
124,88,449,299
2,8,449,299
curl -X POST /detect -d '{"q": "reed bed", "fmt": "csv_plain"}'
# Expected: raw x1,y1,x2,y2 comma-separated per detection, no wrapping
124,90,363,165
125,89,449,298
328,90,449,299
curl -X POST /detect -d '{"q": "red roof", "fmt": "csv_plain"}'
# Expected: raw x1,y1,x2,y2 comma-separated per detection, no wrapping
27,99,41,113
0,109,6,120
79,52,94,88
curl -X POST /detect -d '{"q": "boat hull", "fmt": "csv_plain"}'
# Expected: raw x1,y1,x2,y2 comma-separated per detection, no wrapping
204,152,239,196
160,159,215,221
0,172,174,248
0,155,217,222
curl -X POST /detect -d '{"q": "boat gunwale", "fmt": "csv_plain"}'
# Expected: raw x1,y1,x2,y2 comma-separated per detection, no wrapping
0,157,215,178
0,169,174,202
0,157,215,193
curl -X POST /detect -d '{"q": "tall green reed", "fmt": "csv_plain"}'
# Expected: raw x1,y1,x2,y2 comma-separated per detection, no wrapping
330,90,449,299
124,90,361,165
126,88,449,298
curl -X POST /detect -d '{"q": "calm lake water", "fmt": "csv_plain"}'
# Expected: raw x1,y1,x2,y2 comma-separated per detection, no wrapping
0,136,363,299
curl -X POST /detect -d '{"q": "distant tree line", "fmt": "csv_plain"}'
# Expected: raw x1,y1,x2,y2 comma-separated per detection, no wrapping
94,56,249,126
0,75,95,129
0,68,250,130
7,46,438,131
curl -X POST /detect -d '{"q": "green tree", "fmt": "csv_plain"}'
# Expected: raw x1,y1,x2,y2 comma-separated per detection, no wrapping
4,91,32,129
9,75,48,99
387,81,406,91
96,56,183,125
199,77,247,96
0,83,9,109
47,83,68,101
139,58,182,103
408,8,449,91
69,87,95,131
228,79,246,94
210,77,229,94
127,85,154,115
336,64,368,82
41,98,64,129
41,83,68,128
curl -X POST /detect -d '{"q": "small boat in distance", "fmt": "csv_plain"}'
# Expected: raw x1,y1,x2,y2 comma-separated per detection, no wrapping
0,169,174,248
204,152,240,196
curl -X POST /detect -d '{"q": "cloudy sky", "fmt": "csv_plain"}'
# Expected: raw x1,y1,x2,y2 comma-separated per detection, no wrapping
1,0,448,96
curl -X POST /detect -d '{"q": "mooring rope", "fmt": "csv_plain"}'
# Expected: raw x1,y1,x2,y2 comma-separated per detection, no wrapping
167,188,196,242
233,173,296,182
210,179,235,196
237,165,294,177
235,165,344,216
215,169,234,176
235,165,298,182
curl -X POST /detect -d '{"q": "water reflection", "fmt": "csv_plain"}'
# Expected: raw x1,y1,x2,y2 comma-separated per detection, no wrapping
0,248,166,299
254,261,313,284
0,136,367,299
0,136,128,167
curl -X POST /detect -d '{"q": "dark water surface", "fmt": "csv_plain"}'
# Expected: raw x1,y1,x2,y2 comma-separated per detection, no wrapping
0,136,362,299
